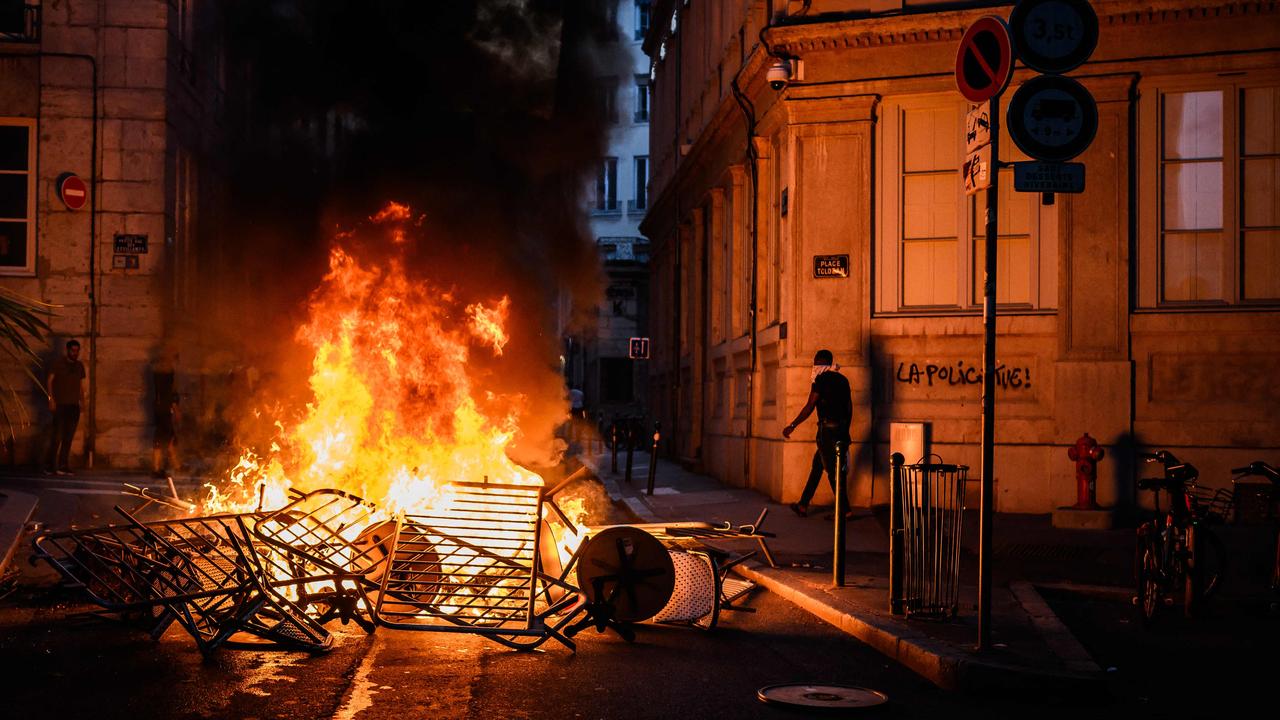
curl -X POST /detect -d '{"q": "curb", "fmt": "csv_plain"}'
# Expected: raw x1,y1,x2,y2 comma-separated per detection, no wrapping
1009,581,1102,675
0,490,39,579
733,563,1103,694
588,456,1103,695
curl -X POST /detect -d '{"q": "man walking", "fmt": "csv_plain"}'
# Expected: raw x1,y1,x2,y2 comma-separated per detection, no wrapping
44,339,86,475
782,349,853,519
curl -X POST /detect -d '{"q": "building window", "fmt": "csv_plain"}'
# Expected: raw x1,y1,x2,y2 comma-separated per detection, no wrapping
875,96,1055,313
634,1,651,41
634,75,650,123
596,77,618,123
596,157,618,212
0,118,36,275
632,155,648,211
1138,75,1280,306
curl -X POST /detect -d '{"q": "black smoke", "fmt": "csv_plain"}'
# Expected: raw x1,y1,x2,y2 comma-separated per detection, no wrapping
209,0,626,465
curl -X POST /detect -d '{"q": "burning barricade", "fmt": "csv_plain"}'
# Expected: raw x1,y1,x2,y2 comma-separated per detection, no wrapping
30,203,770,653
31,474,772,654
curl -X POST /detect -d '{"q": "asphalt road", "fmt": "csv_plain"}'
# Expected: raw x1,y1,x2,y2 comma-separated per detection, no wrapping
2,473,1267,719
0,582,1134,720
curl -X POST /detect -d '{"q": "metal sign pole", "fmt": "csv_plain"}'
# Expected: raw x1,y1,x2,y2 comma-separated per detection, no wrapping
833,440,846,588
977,93,999,652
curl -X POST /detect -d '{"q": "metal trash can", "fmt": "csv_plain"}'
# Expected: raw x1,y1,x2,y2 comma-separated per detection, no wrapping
889,453,967,618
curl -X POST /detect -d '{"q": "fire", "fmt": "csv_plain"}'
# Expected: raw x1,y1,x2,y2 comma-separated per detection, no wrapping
204,204,544,518
467,297,510,356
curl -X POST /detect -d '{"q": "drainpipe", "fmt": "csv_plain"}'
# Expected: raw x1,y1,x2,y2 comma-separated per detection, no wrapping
1,50,100,466
670,5,682,461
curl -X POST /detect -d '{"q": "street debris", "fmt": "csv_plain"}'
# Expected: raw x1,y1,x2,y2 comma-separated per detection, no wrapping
30,476,773,655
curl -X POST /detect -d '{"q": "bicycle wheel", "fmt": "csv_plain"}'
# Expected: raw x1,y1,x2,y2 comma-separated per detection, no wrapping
1184,525,1226,617
1135,533,1161,626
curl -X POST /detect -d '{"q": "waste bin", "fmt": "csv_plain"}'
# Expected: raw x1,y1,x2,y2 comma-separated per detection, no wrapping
889,453,967,618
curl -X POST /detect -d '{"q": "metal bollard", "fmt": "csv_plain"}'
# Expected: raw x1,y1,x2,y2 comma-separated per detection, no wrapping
610,421,618,474
834,440,846,588
646,421,661,496
889,452,905,614
624,420,635,484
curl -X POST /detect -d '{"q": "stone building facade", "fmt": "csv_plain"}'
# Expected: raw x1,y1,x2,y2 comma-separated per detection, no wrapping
640,0,1280,512
0,0,231,468
570,0,654,422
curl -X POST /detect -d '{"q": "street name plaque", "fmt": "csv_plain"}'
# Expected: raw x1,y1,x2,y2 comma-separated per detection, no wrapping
813,254,850,278
113,233,148,254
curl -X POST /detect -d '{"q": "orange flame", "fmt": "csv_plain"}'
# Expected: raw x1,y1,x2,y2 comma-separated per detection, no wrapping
467,297,510,356
205,204,542,517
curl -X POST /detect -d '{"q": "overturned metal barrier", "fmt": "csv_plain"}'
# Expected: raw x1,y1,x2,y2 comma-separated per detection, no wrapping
373,481,583,650
33,509,333,653
31,482,762,655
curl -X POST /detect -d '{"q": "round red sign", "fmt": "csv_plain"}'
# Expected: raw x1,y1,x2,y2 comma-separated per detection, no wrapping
955,16,1015,104
59,173,88,210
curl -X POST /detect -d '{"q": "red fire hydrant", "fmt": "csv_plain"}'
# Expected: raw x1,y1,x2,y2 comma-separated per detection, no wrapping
1067,432,1105,510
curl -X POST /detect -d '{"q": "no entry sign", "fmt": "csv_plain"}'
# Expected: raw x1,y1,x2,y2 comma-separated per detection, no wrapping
955,16,1014,103
58,173,87,210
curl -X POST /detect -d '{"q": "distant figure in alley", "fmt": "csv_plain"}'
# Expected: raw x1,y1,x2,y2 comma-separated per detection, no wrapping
44,339,86,475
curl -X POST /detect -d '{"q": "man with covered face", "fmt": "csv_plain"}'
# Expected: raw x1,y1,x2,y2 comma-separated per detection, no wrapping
782,349,853,519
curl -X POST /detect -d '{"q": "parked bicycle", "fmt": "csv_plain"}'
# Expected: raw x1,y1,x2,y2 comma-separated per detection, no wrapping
1231,461,1280,610
1133,450,1227,625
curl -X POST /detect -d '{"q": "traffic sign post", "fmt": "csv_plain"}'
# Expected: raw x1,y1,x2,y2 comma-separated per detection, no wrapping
1007,0,1100,206
1013,160,1085,194
1007,75,1098,163
955,17,1015,104
963,144,994,195
1009,0,1099,74
628,337,650,360
57,173,87,210
965,1,1099,651
956,15,1014,655
965,103,991,154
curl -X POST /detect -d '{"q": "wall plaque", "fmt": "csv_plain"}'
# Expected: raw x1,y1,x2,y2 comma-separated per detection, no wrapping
113,233,148,254
813,254,849,278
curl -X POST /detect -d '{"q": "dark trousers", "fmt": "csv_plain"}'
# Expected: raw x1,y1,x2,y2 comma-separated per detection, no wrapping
798,432,849,507
45,404,81,471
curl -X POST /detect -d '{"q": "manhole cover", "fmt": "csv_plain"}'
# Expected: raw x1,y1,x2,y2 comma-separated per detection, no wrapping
757,683,888,710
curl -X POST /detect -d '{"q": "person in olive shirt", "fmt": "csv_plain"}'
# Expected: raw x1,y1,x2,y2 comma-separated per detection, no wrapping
782,349,853,519
44,339,87,475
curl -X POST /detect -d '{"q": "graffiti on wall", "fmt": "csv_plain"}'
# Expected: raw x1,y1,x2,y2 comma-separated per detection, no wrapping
895,360,1032,390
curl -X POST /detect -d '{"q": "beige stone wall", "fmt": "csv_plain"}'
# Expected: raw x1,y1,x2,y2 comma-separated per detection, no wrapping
0,0,228,468
642,1,1280,513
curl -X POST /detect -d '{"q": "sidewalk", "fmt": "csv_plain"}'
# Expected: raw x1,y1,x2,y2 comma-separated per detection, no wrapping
584,449,1119,694
0,468,204,584
0,489,39,583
